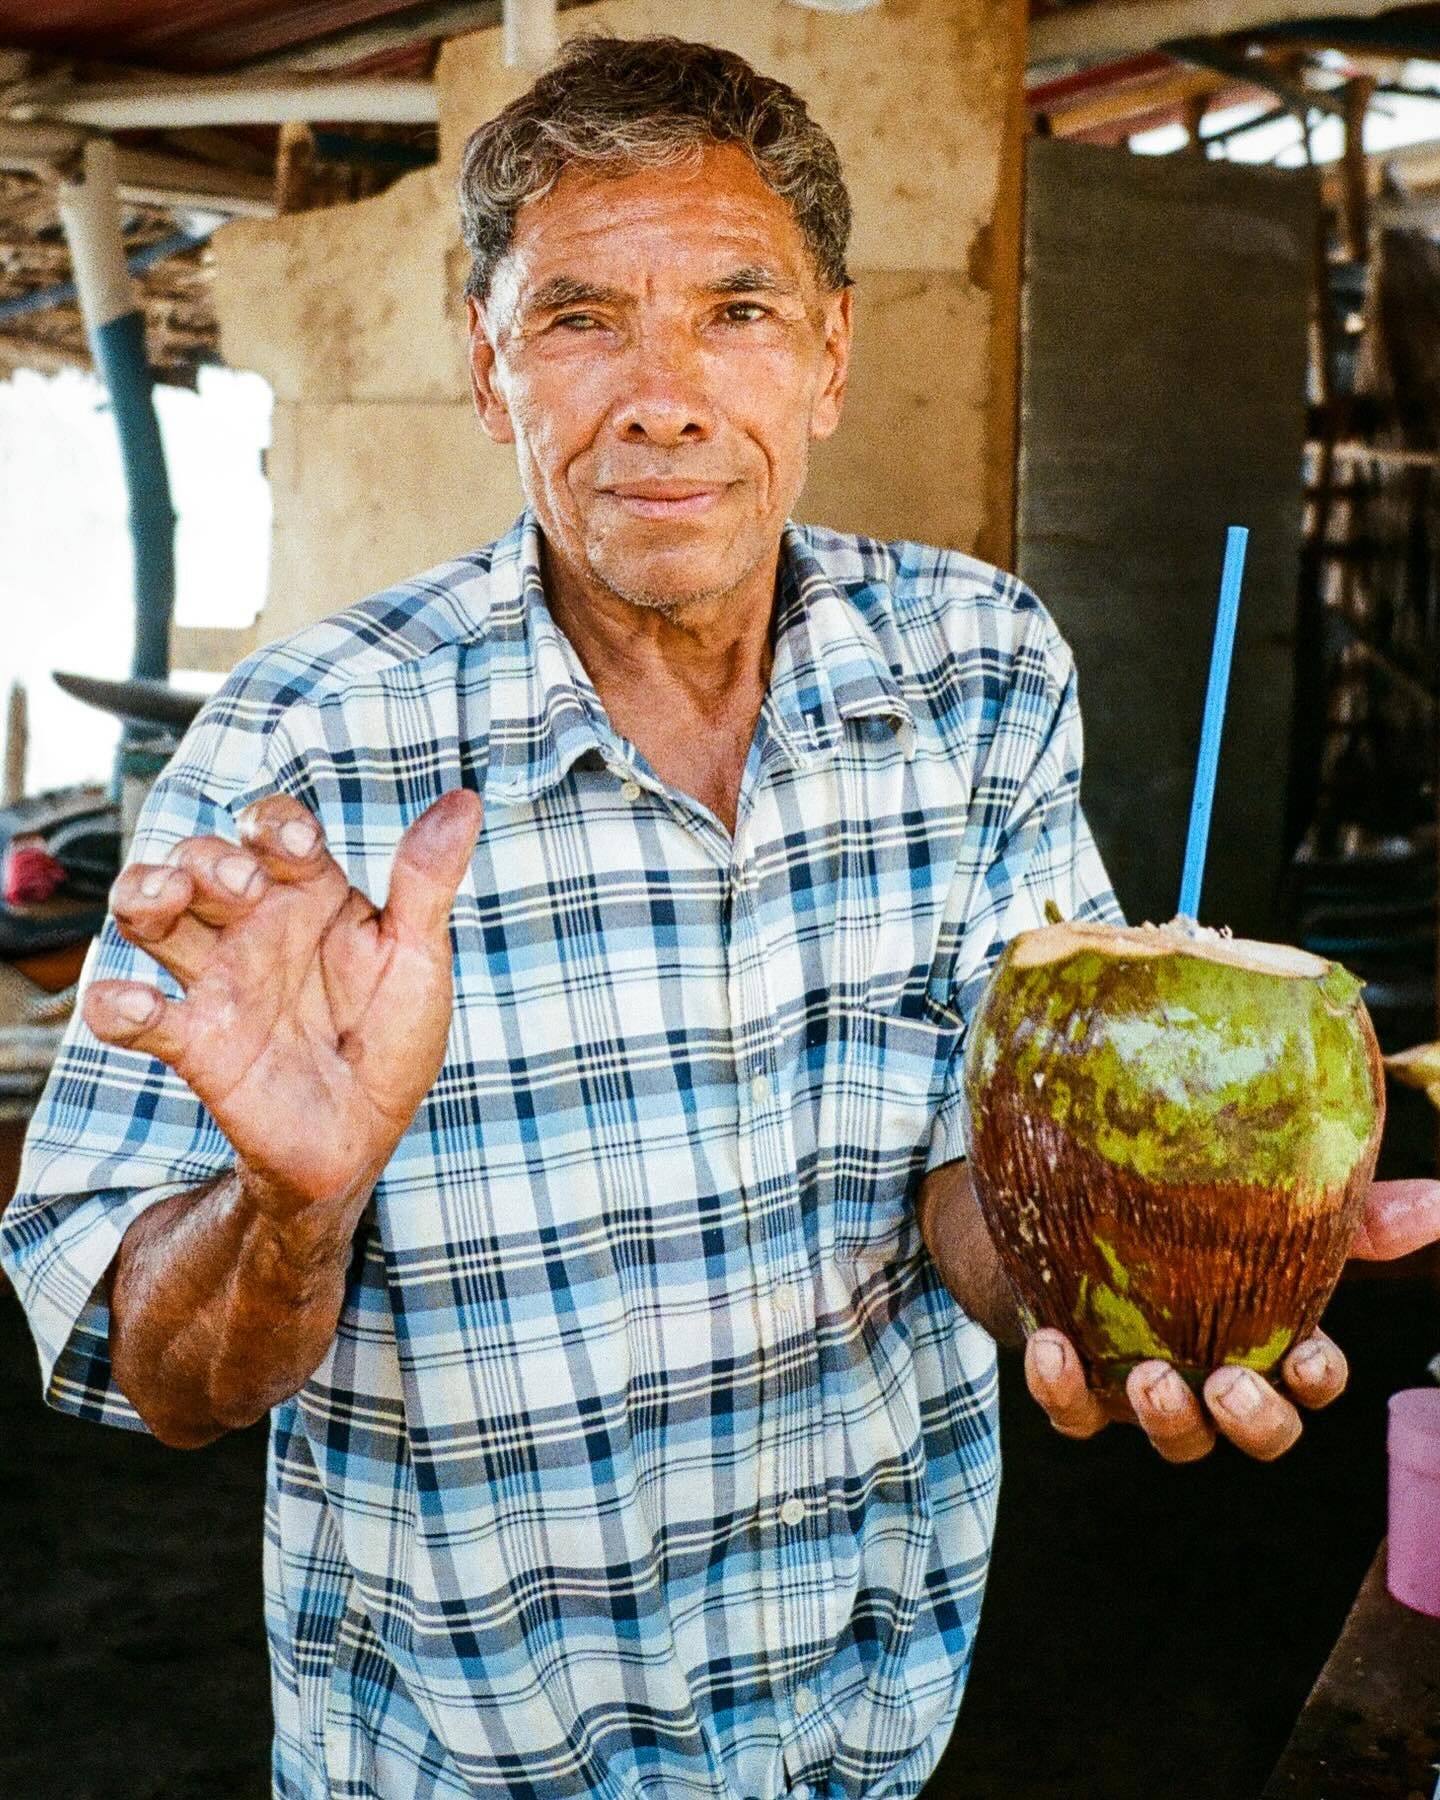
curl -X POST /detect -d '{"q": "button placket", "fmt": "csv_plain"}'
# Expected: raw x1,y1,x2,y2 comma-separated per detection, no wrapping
731,798,827,1694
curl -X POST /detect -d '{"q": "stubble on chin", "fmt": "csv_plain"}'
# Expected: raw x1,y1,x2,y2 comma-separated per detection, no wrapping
582,526,773,621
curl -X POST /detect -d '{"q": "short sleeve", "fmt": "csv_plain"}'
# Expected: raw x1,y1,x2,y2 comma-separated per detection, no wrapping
925,636,1124,1173
0,765,257,1431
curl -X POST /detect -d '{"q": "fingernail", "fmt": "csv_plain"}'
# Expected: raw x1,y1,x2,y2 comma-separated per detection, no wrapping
112,990,156,1024
1144,1370,1188,1417
217,854,258,895
1213,1368,1263,1418
1031,1338,1065,1383
280,820,318,857
1291,1343,1328,1378
138,869,170,899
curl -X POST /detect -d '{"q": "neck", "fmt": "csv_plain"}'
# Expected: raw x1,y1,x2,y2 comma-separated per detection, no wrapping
538,536,778,712
535,532,780,838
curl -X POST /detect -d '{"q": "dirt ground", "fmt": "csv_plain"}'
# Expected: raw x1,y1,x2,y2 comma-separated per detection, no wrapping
1,1096,1436,1799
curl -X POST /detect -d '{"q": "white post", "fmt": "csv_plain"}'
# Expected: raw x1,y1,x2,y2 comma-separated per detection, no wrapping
503,0,558,70
55,137,133,336
22,77,438,131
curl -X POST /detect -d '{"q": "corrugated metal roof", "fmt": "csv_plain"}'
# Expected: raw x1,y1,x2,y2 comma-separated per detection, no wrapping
0,1,454,72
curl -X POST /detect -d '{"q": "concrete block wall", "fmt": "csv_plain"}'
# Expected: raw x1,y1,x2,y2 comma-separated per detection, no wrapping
213,0,1024,638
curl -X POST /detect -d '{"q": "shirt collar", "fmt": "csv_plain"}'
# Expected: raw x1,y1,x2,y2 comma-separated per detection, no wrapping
766,523,917,769
482,513,611,808
481,511,916,809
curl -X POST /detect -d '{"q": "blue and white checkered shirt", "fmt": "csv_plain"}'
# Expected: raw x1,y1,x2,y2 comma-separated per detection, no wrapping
3,512,1120,1799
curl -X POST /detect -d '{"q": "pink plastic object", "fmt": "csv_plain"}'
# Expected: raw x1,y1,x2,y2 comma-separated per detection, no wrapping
1387,1388,1440,1618
2,836,66,906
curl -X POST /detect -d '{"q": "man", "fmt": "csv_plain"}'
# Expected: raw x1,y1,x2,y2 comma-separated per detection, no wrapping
5,33,1437,1800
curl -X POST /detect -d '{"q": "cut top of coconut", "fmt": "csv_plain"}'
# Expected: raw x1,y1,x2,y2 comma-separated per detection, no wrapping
1009,916,1332,981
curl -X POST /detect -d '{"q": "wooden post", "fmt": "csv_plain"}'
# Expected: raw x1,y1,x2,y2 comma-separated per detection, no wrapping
976,0,1027,572
1342,76,1375,264
274,120,316,215
1184,90,1209,155
3,681,26,806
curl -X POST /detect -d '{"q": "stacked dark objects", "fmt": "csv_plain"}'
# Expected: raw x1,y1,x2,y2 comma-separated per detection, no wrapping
1290,229,1440,1178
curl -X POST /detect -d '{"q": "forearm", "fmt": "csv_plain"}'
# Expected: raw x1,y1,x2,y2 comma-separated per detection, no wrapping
107,1166,368,1448
916,1160,1026,1348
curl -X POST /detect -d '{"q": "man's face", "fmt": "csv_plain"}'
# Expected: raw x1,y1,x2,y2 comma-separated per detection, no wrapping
466,142,852,614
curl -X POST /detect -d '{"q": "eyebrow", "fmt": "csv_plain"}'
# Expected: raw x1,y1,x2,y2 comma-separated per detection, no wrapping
523,275,628,315
704,265,801,297
521,265,803,317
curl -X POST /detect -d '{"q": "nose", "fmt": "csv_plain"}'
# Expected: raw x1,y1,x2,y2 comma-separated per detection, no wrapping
609,332,715,448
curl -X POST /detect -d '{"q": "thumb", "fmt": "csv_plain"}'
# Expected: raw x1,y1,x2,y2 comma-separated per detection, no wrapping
1349,1178,1440,1261
383,789,483,944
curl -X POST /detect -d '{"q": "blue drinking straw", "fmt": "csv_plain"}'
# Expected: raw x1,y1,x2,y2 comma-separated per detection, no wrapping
1177,526,1249,922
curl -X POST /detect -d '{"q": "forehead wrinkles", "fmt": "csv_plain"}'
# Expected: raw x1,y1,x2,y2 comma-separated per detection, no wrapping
510,161,811,284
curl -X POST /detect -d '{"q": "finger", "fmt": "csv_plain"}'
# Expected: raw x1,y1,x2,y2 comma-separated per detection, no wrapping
236,795,347,895
109,864,216,986
1350,1179,1440,1261
82,980,191,1068
383,789,484,945
167,836,270,929
1204,1366,1304,1461
1280,1330,1349,1411
1024,1328,1110,1440
1125,1361,1216,1464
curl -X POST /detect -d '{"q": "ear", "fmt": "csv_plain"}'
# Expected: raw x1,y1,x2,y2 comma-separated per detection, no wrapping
466,294,516,445
809,283,854,444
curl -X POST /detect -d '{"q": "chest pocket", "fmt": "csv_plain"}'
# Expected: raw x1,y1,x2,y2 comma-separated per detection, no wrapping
819,996,962,1265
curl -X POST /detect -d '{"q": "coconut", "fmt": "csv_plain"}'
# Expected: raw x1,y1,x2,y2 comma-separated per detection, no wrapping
961,914,1385,1395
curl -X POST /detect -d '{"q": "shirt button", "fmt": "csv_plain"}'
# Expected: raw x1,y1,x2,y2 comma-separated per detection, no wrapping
780,1495,805,1528
619,778,641,802
794,1685,817,1717
750,1073,771,1106
775,1282,798,1314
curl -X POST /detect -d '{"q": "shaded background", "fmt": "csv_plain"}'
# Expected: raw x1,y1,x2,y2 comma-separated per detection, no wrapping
3,1263,1435,1800
4,1074,1432,1800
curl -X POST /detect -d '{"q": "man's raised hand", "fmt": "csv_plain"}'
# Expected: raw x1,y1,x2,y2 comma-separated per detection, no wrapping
84,790,483,1221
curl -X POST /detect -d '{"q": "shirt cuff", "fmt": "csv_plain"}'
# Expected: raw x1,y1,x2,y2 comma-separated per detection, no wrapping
2,1182,194,1433
925,1084,971,1173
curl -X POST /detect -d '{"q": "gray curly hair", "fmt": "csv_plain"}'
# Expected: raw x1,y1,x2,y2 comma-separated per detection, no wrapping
457,34,853,302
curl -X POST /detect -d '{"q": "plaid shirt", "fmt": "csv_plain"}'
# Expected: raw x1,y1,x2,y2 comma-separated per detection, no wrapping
3,512,1120,1800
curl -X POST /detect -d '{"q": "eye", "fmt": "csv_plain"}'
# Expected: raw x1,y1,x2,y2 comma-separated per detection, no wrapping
721,301,770,323
553,312,603,331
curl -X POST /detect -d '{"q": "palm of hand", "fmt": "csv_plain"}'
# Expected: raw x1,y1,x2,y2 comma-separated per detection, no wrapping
86,790,484,1211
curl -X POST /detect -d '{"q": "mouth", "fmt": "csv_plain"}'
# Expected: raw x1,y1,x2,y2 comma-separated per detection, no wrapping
599,480,732,520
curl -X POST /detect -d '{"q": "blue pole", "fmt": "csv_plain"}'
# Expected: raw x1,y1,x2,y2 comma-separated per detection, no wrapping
56,140,178,792
91,309,176,686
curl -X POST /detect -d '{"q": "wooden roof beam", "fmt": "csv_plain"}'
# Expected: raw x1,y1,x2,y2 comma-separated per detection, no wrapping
9,72,437,131
1030,0,1416,68
0,121,276,217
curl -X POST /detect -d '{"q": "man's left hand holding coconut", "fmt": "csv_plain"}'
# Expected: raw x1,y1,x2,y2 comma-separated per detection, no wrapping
920,945,1440,1465
1008,1174,1438,1463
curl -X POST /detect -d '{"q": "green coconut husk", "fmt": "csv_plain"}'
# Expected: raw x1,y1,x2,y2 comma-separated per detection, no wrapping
962,915,1386,1395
